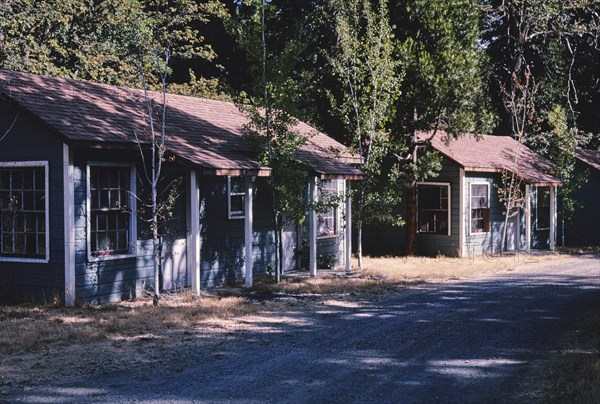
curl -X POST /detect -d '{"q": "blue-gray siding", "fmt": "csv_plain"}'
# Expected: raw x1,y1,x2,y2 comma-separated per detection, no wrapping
562,161,600,246
0,103,65,302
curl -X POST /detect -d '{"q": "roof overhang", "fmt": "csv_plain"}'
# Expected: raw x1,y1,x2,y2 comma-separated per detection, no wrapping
463,166,562,186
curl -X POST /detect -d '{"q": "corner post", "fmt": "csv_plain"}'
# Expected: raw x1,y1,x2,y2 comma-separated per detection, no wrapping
63,144,75,307
549,185,557,250
245,176,254,288
308,176,317,277
345,180,352,273
525,184,531,252
187,170,201,294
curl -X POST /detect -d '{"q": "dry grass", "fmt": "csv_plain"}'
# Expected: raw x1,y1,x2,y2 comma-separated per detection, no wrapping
545,310,600,403
0,291,261,353
262,253,562,295
0,253,568,353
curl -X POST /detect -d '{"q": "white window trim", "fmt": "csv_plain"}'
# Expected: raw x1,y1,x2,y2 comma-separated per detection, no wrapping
317,179,340,240
0,161,50,263
416,182,451,236
227,176,245,219
535,186,551,230
86,162,137,262
469,182,490,235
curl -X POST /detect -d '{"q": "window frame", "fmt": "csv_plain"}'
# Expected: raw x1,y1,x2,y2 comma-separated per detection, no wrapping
535,186,551,230
417,182,451,236
317,180,339,239
0,161,50,263
227,176,246,219
469,182,491,235
86,162,137,262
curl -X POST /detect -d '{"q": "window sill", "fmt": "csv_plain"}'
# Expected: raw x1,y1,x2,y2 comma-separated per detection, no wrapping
317,234,338,240
88,253,138,262
0,257,49,264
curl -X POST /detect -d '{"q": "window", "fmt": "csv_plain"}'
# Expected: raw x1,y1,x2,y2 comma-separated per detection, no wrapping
0,162,48,261
470,183,490,233
228,176,245,219
88,165,135,257
418,183,450,235
317,180,338,238
536,187,550,230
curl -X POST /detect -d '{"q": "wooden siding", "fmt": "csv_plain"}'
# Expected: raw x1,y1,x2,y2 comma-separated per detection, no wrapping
463,172,525,255
562,161,600,246
0,102,65,303
199,176,275,288
72,150,189,303
416,159,461,257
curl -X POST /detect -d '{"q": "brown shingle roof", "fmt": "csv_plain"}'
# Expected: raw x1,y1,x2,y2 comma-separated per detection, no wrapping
0,70,362,179
575,149,600,171
419,131,561,186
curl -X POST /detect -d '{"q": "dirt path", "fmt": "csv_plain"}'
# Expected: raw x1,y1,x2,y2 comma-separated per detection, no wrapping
1,255,599,403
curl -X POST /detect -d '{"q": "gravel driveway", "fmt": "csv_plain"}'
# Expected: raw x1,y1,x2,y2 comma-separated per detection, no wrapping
2,255,599,403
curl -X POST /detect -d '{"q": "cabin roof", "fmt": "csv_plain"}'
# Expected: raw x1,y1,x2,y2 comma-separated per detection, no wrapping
0,69,362,179
575,148,600,172
419,131,562,186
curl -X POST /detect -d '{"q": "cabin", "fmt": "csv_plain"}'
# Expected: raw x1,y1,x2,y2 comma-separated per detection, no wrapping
364,132,562,257
0,70,362,305
561,149,600,247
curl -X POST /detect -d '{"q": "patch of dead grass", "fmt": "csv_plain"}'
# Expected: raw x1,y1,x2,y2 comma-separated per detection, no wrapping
0,291,261,353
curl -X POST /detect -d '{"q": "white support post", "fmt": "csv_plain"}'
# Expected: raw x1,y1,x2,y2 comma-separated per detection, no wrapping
308,177,317,277
525,185,531,252
345,180,352,273
549,185,557,250
458,168,465,257
63,144,75,307
244,176,254,288
187,170,201,294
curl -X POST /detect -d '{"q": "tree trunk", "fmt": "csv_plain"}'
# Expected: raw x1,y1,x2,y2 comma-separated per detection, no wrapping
152,219,160,306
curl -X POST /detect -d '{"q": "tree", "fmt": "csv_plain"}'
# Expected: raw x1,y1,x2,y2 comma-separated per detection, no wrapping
328,0,402,270
390,0,495,255
482,0,599,250
226,0,316,281
0,0,218,90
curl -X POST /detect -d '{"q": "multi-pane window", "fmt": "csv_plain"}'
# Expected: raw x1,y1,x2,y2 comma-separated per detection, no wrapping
228,176,245,219
0,164,47,260
317,180,338,238
471,184,490,233
536,187,550,229
418,184,450,235
89,166,133,256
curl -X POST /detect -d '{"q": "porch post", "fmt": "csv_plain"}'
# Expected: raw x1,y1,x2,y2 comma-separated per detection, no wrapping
308,176,317,277
187,170,201,294
525,185,531,252
244,176,254,288
549,185,557,250
63,144,75,307
345,180,352,273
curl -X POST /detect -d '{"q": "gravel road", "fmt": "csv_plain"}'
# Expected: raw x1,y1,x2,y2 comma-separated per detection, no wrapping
2,255,599,403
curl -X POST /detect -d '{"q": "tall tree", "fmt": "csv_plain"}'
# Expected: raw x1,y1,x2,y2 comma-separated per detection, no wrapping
0,0,218,90
390,0,495,255
328,0,402,269
482,0,599,248
226,0,315,281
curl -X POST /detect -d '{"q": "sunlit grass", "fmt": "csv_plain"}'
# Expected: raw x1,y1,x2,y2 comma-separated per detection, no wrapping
0,291,261,353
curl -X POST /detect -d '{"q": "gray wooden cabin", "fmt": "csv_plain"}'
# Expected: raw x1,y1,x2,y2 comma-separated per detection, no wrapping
364,133,562,257
561,149,600,247
0,70,361,305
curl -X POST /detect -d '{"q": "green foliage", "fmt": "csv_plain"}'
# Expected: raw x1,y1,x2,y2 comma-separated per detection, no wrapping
0,0,217,88
241,100,311,227
328,0,403,227
392,0,496,138
528,105,591,219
